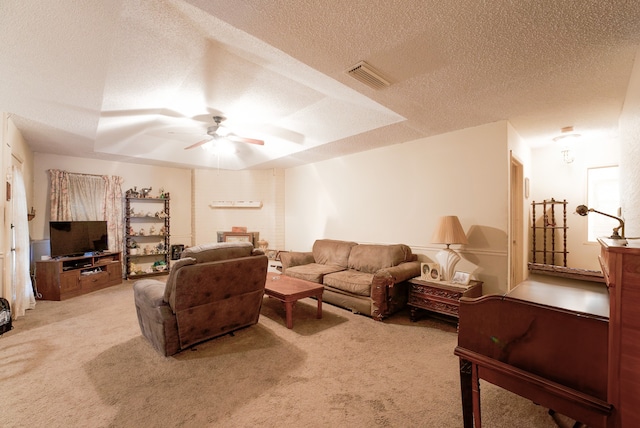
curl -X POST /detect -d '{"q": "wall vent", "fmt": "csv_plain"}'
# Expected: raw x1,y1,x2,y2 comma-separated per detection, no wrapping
346,61,390,89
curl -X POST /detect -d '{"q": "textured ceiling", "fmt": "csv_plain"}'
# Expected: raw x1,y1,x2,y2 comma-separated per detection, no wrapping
1,0,639,170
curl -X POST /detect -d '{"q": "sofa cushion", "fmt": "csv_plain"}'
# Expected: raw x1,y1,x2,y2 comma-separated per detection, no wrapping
324,270,374,297
348,244,414,274
181,241,254,263
285,263,346,283
312,239,358,267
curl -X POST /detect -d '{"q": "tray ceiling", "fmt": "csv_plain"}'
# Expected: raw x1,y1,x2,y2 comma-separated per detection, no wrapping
1,0,639,170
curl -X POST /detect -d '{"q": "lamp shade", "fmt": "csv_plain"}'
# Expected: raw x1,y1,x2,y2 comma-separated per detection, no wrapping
431,216,468,246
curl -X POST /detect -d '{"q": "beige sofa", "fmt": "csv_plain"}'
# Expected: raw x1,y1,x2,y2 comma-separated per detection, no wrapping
133,242,268,356
280,239,420,320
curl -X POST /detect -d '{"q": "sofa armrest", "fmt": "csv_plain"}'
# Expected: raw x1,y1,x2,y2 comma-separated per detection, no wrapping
377,260,422,284
279,251,314,272
370,260,422,320
134,279,168,310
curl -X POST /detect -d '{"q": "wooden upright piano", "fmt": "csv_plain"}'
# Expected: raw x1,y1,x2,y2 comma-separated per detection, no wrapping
598,238,640,427
454,275,611,427
455,238,640,427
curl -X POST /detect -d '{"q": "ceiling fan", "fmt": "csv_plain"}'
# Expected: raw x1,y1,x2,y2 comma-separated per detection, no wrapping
184,116,265,150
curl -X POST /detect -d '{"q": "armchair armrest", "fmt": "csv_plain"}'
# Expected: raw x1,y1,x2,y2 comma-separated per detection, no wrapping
371,260,422,320
279,251,314,272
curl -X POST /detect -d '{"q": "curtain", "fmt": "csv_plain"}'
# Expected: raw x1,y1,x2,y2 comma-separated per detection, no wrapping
103,175,124,253
12,166,36,318
67,174,105,220
48,170,124,256
48,169,71,221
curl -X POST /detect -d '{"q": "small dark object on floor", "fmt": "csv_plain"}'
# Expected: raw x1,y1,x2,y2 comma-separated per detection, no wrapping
0,297,12,335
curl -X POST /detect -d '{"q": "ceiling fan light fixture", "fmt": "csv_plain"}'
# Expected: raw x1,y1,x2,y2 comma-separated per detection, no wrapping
184,114,264,150
202,139,236,156
216,126,230,137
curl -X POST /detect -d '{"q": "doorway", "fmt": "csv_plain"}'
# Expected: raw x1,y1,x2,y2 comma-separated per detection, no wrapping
510,154,525,289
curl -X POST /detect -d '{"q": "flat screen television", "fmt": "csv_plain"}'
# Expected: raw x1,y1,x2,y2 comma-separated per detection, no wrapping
49,221,109,258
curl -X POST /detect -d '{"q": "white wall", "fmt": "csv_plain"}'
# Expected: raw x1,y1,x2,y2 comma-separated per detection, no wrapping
285,121,511,294
1,114,35,301
192,168,285,249
530,135,619,271
32,153,192,248
620,47,640,238
508,123,533,284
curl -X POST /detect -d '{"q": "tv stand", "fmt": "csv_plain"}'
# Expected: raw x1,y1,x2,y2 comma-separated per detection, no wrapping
35,252,122,300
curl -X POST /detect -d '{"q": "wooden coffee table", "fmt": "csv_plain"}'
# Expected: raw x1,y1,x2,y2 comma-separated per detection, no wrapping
264,274,324,329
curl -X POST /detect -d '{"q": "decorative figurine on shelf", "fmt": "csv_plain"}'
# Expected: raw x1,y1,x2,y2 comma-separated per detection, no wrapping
156,211,168,218
157,242,165,253
140,187,152,198
139,228,145,236
129,240,139,255
149,225,156,235
160,226,166,234
257,240,269,251
153,260,167,271
126,187,140,198
158,188,166,199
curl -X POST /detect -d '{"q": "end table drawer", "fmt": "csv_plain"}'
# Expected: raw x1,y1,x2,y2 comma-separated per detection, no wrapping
408,294,460,317
408,278,482,321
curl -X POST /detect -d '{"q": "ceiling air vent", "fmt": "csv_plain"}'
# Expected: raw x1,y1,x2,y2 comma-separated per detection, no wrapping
346,61,390,89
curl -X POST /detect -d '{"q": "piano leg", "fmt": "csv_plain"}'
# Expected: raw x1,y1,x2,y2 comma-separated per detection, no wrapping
472,362,482,428
459,358,474,428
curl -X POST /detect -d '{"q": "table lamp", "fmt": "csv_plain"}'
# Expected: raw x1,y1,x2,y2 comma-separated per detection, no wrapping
431,215,468,281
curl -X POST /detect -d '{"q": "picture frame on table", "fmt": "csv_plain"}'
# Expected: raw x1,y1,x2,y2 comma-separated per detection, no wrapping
420,262,441,281
222,232,252,243
451,271,471,285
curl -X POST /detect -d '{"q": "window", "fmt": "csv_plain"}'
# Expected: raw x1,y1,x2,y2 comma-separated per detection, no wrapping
587,166,620,241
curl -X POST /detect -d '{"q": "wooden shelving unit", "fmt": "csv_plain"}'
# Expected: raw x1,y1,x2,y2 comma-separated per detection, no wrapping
530,198,568,267
124,194,170,279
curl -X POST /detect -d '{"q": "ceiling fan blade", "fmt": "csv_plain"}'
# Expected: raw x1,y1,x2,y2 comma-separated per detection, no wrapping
184,138,211,150
227,134,265,146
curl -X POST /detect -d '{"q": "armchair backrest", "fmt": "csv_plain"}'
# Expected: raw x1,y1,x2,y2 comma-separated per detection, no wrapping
163,241,259,307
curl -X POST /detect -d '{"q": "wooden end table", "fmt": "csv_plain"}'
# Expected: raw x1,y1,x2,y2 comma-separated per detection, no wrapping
407,277,483,322
264,274,324,329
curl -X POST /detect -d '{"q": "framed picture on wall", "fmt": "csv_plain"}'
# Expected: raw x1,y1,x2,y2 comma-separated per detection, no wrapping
222,232,252,243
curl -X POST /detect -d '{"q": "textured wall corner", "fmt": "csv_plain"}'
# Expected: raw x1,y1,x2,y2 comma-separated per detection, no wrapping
620,49,640,239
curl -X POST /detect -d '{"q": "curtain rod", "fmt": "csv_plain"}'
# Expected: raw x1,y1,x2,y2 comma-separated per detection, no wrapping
47,169,105,178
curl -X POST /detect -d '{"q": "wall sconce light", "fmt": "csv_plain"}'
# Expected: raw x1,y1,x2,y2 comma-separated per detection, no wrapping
576,204,625,241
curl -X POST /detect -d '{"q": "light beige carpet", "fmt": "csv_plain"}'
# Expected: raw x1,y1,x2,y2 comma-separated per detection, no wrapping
1,281,578,427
